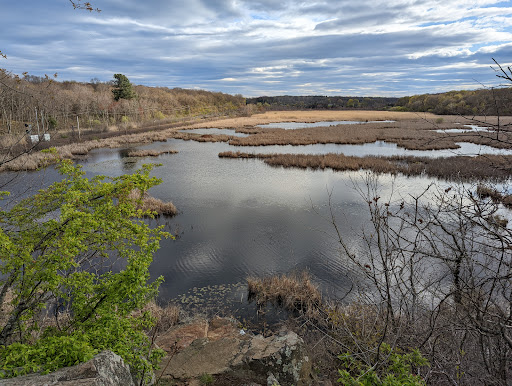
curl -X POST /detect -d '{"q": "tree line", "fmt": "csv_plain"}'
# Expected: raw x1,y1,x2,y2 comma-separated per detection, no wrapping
393,87,512,115
0,70,246,136
246,87,512,116
246,95,399,110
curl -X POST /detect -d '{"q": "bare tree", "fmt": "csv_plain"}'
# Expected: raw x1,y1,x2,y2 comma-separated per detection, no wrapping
327,61,512,385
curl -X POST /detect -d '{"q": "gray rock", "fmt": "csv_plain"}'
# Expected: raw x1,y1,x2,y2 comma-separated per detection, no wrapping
156,318,311,385
0,351,135,386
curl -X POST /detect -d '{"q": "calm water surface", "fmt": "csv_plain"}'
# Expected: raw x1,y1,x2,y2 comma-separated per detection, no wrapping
256,120,395,129
79,139,451,300
2,135,501,314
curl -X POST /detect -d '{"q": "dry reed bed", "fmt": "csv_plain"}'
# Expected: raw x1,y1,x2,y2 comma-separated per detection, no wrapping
0,128,180,171
187,110,437,129
136,301,181,334
127,149,178,157
247,271,323,320
128,188,178,217
169,131,232,143
3,111,511,171
219,151,512,181
476,184,512,207
229,122,512,150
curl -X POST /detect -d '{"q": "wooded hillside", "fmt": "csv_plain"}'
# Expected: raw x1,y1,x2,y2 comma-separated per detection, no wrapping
247,87,512,116
393,87,512,115
246,95,399,110
0,70,246,136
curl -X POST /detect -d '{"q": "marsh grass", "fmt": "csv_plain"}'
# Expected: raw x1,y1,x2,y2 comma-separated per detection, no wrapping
128,189,178,217
476,184,512,207
246,272,393,381
219,151,512,181
228,121,512,150
247,271,322,320
127,149,178,157
137,301,181,334
3,111,512,171
181,111,512,150
170,131,231,143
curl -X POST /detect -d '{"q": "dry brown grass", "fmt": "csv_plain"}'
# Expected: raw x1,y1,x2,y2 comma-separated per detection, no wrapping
138,301,180,334
219,151,512,181
127,149,178,157
247,271,322,319
229,121,512,151
3,110,511,171
187,110,435,129
170,131,231,143
128,189,178,217
476,184,512,207
178,111,512,150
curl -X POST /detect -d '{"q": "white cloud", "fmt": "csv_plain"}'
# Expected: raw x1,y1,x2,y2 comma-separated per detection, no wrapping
2,0,511,96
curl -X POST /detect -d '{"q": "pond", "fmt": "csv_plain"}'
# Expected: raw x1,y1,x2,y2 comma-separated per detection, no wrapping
1,135,505,317
79,139,455,300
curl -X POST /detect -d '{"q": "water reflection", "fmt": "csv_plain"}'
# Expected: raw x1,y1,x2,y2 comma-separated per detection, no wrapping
76,139,448,302
179,128,249,137
0,135,506,309
256,120,395,129
435,124,493,133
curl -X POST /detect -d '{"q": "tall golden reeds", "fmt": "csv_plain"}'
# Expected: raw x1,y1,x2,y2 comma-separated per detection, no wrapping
247,271,322,319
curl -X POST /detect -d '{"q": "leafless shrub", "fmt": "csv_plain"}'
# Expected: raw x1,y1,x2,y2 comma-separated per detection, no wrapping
328,174,512,384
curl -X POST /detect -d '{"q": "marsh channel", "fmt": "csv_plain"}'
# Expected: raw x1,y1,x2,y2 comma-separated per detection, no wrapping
3,121,512,320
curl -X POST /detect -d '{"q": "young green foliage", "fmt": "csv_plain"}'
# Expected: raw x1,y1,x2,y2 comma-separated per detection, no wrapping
0,160,170,380
337,343,428,386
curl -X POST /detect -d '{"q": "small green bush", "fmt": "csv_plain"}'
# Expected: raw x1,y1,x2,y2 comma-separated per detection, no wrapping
199,373,214,385
337,343,428,385
153,111,165,120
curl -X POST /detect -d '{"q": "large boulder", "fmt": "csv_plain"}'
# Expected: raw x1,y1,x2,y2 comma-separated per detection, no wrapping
156,317,311,385
1,351,135,386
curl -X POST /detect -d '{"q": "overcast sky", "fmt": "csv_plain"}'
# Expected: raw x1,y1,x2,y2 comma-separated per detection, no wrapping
1,0,512,97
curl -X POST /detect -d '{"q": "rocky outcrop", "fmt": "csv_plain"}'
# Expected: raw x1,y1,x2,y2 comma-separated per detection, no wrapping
1,351,135,386
155,317,311,385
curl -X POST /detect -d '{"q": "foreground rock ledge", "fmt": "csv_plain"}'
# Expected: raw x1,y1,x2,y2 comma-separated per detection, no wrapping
1,350,135,386
155,317,312,385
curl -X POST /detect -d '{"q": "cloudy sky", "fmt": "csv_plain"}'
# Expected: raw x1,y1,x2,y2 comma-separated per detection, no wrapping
1,0,512,96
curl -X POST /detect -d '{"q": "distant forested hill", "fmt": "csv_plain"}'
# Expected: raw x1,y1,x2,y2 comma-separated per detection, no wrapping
393,87,512,115
247,87,512,115
246,95,398,110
